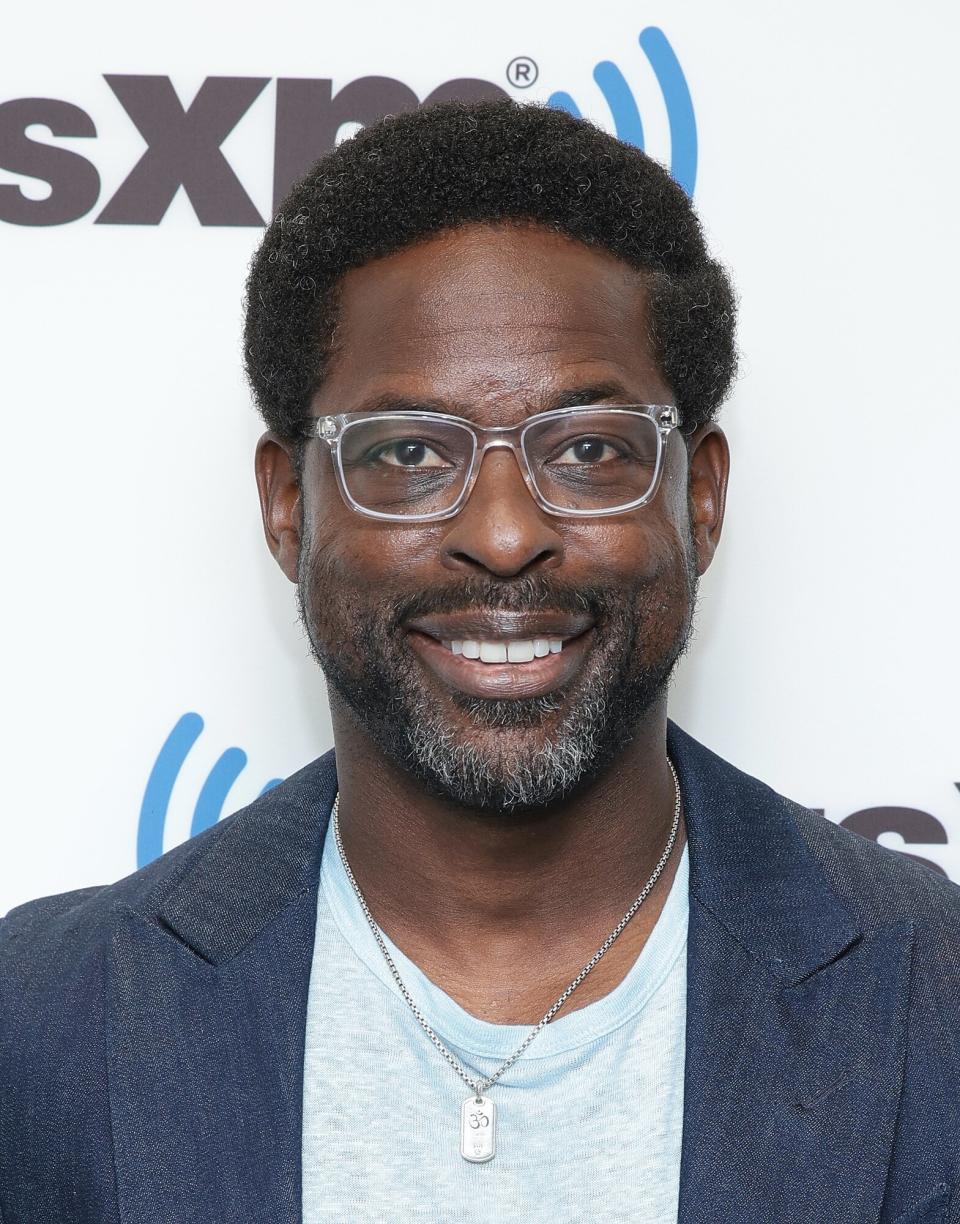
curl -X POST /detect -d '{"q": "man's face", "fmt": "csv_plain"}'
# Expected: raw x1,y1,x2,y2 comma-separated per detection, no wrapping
257,223,728,811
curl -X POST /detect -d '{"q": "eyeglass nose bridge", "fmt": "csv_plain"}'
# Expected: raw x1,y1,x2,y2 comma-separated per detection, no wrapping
457,429,545,516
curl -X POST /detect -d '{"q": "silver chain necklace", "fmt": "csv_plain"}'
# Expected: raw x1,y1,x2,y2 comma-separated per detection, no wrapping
331,758,682,1165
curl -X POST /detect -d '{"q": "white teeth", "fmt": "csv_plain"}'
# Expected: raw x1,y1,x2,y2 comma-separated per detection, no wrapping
446,637,564,663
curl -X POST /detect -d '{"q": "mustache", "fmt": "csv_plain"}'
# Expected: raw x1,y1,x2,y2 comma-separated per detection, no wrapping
387,574,615,631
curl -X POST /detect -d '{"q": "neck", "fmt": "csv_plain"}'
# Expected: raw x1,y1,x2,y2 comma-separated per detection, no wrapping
329,696,684,1013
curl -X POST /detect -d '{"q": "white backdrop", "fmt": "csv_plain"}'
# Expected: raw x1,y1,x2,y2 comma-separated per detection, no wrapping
2,1,958,913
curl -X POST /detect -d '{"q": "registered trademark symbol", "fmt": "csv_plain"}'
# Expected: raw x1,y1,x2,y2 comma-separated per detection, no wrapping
506,56,539,88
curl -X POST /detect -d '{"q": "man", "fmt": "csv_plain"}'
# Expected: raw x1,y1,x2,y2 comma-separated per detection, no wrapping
1,99,958,1223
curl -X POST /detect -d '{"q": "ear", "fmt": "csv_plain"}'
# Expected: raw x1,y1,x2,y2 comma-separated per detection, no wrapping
686,423,730,576
254,432,302,584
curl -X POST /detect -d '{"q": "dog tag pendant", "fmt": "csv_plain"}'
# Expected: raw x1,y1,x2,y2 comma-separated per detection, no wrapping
460,1095,496,1162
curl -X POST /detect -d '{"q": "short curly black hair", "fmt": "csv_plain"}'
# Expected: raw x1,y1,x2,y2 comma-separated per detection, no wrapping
244,99,736,441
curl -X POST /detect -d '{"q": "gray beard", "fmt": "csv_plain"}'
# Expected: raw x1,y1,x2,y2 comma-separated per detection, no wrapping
402,686,615,811
298,560,697,814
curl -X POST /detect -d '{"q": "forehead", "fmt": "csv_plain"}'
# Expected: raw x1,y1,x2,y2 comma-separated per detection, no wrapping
316,223,672,419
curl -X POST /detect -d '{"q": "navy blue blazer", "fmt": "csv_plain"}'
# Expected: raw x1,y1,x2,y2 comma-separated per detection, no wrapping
2,724,959,1223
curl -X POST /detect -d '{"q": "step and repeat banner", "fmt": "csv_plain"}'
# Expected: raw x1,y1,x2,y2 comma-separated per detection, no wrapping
2,2,958,912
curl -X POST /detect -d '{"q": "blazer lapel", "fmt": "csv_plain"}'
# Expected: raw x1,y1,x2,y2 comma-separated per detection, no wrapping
670,726,914,1224
106,753,337,1224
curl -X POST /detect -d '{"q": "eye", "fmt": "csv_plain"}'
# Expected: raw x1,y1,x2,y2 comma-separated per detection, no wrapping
370,438,450,468
551,435,625,465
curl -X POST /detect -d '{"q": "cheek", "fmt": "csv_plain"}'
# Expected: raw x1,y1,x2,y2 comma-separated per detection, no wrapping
300,451,393,579
563,513,689,587
303,493,441,597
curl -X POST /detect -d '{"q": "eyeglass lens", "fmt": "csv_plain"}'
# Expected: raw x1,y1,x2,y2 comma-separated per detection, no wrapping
336,411,661,516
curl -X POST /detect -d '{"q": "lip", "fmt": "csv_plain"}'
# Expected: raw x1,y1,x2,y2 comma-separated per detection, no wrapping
406,611,594,642
406,623,596,701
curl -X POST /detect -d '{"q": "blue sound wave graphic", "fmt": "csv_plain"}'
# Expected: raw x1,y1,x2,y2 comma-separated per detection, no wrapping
548,27,697,196
137,712,282,868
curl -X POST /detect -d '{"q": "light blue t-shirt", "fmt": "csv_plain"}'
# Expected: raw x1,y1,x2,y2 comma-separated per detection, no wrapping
302,817,689,1223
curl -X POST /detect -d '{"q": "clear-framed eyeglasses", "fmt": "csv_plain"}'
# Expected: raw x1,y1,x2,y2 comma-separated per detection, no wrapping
299,403,681,522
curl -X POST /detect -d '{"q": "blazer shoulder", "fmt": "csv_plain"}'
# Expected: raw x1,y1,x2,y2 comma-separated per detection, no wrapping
791,801,960,934
671,722,960,933
0,825,220,1010
0,750,336,984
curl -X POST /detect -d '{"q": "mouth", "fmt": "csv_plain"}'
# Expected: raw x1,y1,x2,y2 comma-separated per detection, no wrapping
404,611,596,701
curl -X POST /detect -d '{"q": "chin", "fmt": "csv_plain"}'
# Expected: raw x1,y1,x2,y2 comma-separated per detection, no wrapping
398,690,620,815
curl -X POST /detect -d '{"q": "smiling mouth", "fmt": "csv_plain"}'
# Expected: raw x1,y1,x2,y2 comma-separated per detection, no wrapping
404,614,595,701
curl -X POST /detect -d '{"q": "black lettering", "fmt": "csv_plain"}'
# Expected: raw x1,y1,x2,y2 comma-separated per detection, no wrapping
0,98,100,226
97,75,268,226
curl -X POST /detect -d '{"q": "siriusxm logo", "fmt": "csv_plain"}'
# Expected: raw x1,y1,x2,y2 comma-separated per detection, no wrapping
137,712,281,869
0,27,696,226
548,29,696,195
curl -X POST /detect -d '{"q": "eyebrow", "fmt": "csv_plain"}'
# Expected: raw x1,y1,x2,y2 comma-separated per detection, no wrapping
349,381,636,417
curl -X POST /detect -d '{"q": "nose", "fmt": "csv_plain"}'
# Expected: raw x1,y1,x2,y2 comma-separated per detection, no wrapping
439,448,563,578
